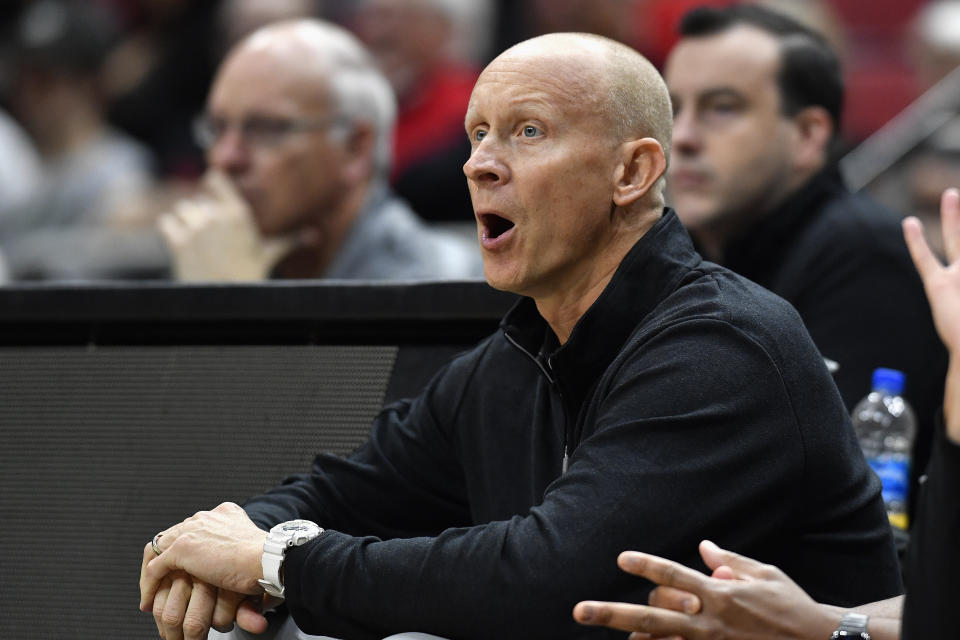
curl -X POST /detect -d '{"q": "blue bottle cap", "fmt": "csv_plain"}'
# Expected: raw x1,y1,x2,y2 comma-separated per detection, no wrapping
872,368,905,395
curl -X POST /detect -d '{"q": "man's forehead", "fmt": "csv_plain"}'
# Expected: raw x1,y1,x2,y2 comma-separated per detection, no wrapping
667,25,781,89
467,52,601,115
474,68,575,104
211,47,330,113
488,41,605,83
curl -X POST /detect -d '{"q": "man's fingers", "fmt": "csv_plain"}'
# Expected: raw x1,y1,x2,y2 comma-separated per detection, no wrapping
158,572,192,640
140,523,185,609
182,580,217,640
142,550,184,611
940,188,960,263
152,577,172,640
211,590,268,634
903,216,942,285
698,540,763,577
236,598,270,634
710,564,736,580
259,235,298,266
174,200,218,231
158,212,189,247
141,549,165,611
648,585,701,613
618,550,708,594
204,169,248,214
141,561,164,611
574,600,697,637
211,590,245,633
141,542,158,609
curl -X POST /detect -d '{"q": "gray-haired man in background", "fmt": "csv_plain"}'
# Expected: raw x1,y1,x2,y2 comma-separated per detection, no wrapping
159,19,480,282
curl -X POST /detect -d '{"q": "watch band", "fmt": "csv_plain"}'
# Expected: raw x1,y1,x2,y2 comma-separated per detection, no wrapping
830,612,871,640
258,535,289,598
257,519,322,599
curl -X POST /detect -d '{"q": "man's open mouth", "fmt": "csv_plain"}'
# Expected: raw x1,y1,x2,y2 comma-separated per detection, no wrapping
479,213,515,240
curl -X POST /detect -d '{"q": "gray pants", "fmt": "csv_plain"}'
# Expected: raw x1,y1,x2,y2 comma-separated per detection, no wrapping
209,613,447,640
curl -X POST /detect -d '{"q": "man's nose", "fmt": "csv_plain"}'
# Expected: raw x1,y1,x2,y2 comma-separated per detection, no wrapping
208,128,250,173
463,141,508,186
671,108,702,155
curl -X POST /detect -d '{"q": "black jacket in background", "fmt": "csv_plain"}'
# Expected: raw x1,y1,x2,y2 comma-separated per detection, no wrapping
717,165,947,518
244,211,902,639
901,416,960,638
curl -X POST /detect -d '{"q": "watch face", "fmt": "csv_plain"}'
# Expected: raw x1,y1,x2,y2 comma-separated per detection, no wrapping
274,519,321,545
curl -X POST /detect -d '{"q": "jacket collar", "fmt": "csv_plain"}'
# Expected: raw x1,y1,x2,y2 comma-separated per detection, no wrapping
501,209,702,414
722,164,847,286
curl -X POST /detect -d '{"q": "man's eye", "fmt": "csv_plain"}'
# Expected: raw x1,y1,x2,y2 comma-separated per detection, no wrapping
521,125,542,138
246,119,291,139
206,118,229,138
706,101,740,116
474,129,487,142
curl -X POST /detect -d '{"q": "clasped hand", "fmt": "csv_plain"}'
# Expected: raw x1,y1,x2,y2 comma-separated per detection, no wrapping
139,502,271,640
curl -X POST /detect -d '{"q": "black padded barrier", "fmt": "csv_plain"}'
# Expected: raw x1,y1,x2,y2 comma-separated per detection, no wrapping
0,280,515,639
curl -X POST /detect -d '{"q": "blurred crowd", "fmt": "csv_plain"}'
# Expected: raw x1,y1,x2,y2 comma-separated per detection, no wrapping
0,0,957,281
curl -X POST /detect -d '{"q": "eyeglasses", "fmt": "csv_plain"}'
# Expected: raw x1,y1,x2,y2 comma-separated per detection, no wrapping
192,113,348,149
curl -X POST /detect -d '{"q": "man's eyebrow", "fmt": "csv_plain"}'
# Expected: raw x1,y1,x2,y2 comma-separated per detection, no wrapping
207,109,301,121
464,110,484,131
464,97,554,131
696,87,746,102
671,87,747,112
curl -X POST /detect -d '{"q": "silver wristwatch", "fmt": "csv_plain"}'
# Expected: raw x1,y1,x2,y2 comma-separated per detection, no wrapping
257,519,323,599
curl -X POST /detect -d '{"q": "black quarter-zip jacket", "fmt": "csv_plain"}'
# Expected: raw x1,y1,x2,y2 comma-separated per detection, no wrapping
244,211,902,639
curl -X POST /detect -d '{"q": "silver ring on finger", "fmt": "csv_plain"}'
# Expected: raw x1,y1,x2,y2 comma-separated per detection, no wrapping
151,532,163,556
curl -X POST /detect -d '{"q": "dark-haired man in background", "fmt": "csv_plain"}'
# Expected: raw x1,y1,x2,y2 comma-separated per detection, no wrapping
665,4,946,525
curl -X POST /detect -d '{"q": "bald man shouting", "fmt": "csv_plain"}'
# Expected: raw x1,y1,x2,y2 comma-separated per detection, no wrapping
139,32,901,640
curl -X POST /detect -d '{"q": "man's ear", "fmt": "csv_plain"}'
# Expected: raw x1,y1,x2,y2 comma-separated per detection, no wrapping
612,138,667,207
340,122,376,184
790,106,832,173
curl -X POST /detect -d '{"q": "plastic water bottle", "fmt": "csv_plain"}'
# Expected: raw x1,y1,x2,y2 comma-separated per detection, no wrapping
851,368,917,530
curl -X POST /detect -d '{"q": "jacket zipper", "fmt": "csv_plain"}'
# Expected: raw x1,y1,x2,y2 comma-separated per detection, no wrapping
504,332,570,475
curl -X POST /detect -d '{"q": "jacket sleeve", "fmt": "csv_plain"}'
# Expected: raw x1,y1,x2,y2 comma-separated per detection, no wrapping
278,319,894,639
241,353,477,538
